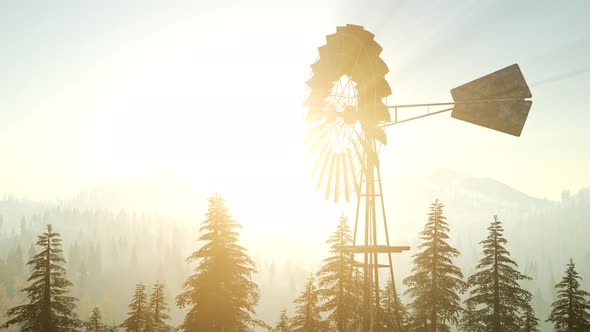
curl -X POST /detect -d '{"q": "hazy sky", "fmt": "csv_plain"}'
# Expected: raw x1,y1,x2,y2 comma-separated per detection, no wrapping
1,0,589,203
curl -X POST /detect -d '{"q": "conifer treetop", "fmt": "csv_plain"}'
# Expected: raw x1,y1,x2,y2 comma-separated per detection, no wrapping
176,193,260,331
404,199,465,330
465,215,532,331
291,276,326,332
547,258,590,331
0,224,80,332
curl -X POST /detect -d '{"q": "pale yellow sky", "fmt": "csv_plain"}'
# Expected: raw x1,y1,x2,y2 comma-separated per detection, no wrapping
1,1,589,204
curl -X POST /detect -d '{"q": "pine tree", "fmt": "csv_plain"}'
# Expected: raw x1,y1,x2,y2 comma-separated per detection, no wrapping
122,282,148,332
316,214,360,332
380,279,408,331
176,193,260,331
465,215,532,331
520,303,540,332
104,322,120,332
290,276,326,332
0,224,80,331
147,282,171,332
86,307,105,332
403,199,465,331
458,299,484,332
547,259,590,331
275,309,290,332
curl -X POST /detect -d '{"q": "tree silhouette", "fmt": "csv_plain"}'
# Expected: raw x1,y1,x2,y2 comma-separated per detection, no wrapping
275,309,290,332
176,193,260,331
0,224,80,331
316,214,360,331
380,279,408,331
458,299,484,332
104,325,119,332
404,199,465,331
290,276,326,332
465,215,532,331
85,307,105,332
147,282,171,332
520,303,540,332
547,259,590,331
122,282,148,332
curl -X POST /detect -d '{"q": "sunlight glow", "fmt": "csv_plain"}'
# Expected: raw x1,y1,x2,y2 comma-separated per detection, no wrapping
61,13,347,244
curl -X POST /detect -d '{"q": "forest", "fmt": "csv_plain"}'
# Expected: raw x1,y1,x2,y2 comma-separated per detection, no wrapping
1,184,589,331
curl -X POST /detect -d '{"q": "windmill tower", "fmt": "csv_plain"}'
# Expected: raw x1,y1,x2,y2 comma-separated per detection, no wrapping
304,24,532,331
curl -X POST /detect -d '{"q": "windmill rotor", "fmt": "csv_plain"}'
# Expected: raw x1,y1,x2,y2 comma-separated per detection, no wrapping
304,24,391,203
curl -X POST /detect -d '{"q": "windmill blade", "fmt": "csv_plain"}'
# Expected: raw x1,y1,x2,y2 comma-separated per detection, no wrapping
305,108,324,122
311,141,330,176
342,152,350,202
324,154,337,200
311,58,338,76
371,101,391,123
306,124,329,156
356,77,391,100
315,149,332,192
305,121,326,142
339,24,375,43
304,92,330,114
366,123,387,145
334,154,341,203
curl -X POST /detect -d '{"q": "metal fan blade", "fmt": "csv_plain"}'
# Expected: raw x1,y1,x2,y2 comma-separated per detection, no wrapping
305,122,326,142
306,125,329,156
318,45,337,62
305,109,324,122
311,141,330,176
373,102,391,122
342,24,375,43
357,77,391,100
342,151,350,202
315,150,332,192
372,57,390,76
324,154,336,200
364,38,382,56
334,154,340,203
369,124,387,145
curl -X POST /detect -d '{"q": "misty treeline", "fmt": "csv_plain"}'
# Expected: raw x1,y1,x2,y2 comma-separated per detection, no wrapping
1,196,589,331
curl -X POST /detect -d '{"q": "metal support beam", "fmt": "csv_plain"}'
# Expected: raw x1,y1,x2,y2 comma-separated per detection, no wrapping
335,245,411,253
381,97,531,129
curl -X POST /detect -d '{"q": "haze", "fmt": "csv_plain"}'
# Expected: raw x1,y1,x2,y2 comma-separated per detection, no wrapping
1,0,589,205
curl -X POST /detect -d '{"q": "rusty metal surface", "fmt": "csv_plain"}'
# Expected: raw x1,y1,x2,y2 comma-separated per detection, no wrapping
452,100,532,136
451,64,531,101
451,64,532,136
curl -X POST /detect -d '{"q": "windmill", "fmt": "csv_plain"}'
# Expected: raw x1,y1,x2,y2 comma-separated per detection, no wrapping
303,24,532,331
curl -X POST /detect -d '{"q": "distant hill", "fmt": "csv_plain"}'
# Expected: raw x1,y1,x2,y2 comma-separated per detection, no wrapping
0,169,588,331
59,174,202,219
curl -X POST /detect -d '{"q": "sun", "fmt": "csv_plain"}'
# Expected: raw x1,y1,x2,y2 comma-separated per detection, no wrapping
74,15,346,235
